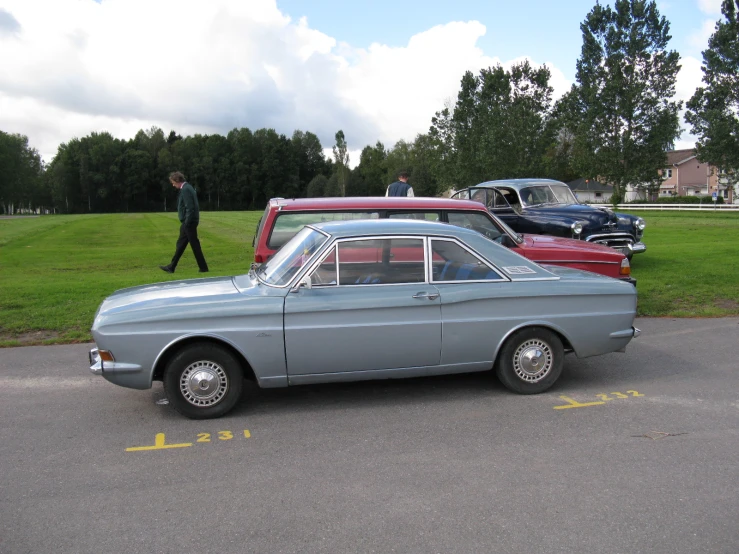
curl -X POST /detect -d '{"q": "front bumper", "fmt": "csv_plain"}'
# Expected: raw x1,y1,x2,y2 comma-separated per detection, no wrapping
631,242,646,254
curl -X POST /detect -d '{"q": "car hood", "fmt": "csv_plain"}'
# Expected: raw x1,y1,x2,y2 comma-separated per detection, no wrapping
526,203,620,225
522,234,622,260
97,276,238,315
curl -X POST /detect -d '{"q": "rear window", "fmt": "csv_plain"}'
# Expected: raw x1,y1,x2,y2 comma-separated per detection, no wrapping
268,211,379,249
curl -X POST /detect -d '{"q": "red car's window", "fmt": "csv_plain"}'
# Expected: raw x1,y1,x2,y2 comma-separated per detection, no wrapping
268,211,379,250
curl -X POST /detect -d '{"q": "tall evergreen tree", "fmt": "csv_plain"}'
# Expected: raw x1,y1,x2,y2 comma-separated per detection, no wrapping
571,0,682,202
429,61,555,188
685,0,739,175
332,130,349,196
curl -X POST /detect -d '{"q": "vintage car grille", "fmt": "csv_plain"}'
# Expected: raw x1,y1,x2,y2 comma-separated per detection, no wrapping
585,232,635,254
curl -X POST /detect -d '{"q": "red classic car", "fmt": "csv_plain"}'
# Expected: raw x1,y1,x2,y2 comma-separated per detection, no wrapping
252,197,635,284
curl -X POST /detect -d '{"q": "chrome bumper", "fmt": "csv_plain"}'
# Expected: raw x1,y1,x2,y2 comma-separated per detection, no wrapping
89,348,142,376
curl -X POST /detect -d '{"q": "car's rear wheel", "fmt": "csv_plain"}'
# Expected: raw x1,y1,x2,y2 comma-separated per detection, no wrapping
495,327,563,394
163,343,243,419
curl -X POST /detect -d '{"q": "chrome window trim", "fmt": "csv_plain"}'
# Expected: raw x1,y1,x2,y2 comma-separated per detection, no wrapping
299,234,430,288
538,259,619,265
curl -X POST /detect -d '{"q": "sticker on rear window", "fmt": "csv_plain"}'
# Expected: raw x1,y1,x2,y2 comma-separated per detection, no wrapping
503,266,536,275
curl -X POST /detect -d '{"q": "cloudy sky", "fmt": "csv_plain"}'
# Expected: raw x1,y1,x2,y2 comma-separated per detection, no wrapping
0,0,726,165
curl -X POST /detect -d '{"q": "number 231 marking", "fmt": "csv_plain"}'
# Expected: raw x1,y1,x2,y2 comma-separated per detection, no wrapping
596,390,644,401
197,430,245,442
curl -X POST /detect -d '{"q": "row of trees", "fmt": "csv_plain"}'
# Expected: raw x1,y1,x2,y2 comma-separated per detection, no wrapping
1,0,737,214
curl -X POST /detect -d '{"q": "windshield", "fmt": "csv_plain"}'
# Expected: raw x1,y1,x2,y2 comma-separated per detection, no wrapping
257,226,329,287
520,185,579,206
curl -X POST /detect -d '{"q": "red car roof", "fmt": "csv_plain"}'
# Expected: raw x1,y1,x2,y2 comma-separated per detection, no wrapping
269,196,485,211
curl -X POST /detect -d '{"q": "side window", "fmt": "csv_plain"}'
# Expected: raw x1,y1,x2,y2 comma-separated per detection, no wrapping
337,238,425,285
388,212,440,222
470,188,487,205
447,212,503,242
488,189,507,208
268,212,379,250
430,239,503,282
452,189,470,200
311,246,338,286
498,188,521,212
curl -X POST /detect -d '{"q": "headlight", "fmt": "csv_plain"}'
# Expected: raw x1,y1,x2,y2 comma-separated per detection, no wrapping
635,218,646,231
571,222,583,236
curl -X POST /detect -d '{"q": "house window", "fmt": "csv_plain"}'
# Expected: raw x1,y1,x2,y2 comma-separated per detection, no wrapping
595,192,602,198
663,169,673,179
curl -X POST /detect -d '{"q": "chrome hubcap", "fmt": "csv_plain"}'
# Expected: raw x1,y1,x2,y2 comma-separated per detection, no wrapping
180,360,228,407
512,339,553,383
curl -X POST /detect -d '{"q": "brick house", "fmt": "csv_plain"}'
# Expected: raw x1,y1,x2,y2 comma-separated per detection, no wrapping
659,149,734,202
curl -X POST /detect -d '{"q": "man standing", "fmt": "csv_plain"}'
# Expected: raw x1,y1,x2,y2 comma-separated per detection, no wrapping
385,170,414,197
160,171,209,274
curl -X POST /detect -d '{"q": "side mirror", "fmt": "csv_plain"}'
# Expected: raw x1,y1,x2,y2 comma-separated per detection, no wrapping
299,274,312,289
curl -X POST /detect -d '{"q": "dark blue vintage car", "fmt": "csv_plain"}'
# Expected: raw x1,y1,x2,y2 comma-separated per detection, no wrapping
452,179,646,258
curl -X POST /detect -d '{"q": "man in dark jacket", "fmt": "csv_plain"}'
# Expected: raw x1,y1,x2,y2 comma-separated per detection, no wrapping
160,171,209,273
385,170,414,197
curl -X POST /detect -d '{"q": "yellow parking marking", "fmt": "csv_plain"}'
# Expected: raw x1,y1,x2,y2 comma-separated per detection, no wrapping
553,390,646,410
553,395,606,410
126,433,193,451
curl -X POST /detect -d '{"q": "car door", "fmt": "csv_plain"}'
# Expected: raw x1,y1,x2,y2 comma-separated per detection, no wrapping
486,187,521,228
428,238,512,367
284,236,442,378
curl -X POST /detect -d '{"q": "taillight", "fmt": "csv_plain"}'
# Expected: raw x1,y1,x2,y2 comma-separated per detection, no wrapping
619,258,631,276
254,254,264,263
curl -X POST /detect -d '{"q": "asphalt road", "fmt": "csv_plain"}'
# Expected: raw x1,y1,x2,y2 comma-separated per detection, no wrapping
1,317,738,554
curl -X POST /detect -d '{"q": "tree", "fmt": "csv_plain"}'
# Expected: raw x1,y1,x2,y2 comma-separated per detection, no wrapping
685,0,739,175
332,130,349,196
429,62,555,188
0,131,44,214
570,0,682,201
307,174,328,197
292,130,329,196
355,141,388,196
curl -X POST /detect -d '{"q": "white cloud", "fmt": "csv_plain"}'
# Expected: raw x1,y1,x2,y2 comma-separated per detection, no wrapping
674,56,704,149
0,0,574,164
689,18,717,51
697,0,723,15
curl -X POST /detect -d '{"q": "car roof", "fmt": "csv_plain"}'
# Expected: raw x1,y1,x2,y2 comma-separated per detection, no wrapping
309,217,478,238
268,196,487,211
475,178,567,190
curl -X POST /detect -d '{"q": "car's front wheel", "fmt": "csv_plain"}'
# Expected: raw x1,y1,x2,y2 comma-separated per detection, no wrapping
163,343,243,419
495,327,563,394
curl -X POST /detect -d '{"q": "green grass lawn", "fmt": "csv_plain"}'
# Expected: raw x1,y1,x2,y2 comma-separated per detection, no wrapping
0,210,737,346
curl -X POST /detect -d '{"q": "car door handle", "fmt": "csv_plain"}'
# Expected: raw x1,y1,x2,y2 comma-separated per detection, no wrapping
413,292,439,300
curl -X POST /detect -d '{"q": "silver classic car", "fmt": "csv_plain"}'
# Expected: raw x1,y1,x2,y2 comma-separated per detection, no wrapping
89,219,640,419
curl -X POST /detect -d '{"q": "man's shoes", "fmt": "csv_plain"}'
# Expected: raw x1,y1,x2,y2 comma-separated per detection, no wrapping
159,265,174,273
199,268,209,273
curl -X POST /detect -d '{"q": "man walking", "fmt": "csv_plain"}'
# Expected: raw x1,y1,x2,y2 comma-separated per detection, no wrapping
160,171,209,274
385,170,414,197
